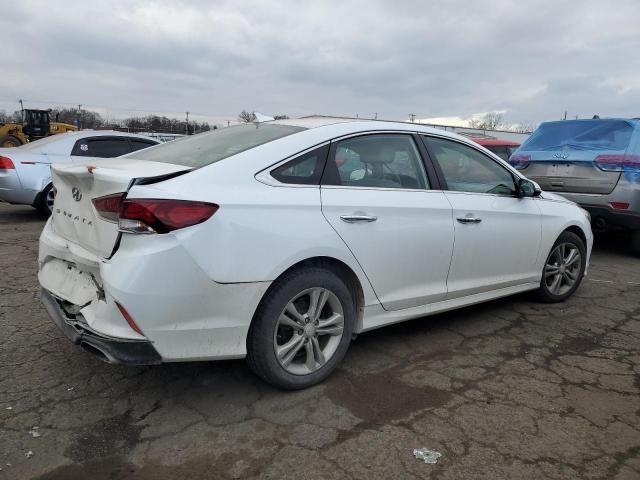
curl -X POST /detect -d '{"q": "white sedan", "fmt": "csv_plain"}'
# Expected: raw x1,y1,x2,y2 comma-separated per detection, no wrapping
0,131,159,214
37,118,592,389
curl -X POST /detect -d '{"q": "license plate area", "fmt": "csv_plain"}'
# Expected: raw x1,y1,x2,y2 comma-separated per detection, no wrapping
39,259,101,307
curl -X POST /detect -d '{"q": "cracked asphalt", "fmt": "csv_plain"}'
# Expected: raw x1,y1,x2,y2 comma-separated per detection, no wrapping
1,202,639,480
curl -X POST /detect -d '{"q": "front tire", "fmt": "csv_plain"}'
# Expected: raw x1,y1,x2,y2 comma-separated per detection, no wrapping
247,267,355,389
0,135,22,148
535,231,586,303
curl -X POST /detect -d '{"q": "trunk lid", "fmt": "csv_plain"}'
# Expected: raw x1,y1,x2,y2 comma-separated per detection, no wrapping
523,151,622,194
515,119,635,195
50,158,190,258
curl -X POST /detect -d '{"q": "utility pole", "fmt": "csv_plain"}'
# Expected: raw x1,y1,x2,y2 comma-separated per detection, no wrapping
185,112,190,135
374,112,378,120
77,104,83,129
409,113,416,122
563,111,567,120
18,99,24,122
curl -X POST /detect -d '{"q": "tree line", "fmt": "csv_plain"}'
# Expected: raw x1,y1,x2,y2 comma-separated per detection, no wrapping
0,108,213,134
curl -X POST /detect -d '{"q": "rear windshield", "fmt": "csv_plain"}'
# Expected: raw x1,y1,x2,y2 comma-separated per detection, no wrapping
521,120,634,152
128,123,306,167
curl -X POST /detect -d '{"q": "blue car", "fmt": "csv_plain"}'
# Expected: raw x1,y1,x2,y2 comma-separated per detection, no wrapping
510,118,640,255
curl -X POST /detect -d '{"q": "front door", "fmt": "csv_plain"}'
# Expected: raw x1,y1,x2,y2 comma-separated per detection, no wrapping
423,136,541,299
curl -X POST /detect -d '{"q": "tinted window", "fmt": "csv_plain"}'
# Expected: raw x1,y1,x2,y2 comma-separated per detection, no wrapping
323,135,428,190
129,124,305,167
74,138,131,158
271,145,328,185
521,120,633,151
130,139,158,152
427,137,516,195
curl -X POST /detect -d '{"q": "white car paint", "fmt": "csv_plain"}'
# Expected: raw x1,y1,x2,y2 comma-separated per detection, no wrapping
37,119,593,367
0,131,159,208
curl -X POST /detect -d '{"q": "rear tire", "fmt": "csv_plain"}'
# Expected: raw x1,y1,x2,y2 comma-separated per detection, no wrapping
247,267,355,390
631,231,640,257
36,183,55,216
535,231,586,303
0,135,22,148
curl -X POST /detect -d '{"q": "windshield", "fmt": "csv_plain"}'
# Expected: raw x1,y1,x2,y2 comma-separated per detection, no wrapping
521,120,634,152
128,123,306,167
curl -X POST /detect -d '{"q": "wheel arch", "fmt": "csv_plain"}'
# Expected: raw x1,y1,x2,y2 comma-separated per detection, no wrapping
250,256,367,337
562,224,588,248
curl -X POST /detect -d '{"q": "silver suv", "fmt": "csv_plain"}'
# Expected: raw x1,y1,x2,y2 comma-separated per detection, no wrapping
510,118,640,255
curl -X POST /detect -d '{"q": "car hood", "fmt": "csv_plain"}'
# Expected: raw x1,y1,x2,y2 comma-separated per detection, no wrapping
539,190,576,205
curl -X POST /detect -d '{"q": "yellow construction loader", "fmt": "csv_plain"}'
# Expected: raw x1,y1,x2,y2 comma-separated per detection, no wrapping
0,109,78,147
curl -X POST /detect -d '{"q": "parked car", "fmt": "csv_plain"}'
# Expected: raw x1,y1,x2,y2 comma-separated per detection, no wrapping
0,131,160,214
469,136,520,161
509,118,640,254
38,119,592,389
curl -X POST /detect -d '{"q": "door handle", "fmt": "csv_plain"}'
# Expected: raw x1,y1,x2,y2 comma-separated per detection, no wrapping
340,215,378,223
456,217,482,224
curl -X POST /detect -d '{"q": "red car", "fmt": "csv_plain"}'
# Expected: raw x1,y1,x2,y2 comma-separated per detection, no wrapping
469,136,520,161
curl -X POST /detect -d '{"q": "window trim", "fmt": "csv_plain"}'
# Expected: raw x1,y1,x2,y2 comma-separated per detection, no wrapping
420,134,521,197
321,132,435,191
71,136,132,157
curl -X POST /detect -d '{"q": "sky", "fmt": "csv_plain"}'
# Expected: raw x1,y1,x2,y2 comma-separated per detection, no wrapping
1,0,639,127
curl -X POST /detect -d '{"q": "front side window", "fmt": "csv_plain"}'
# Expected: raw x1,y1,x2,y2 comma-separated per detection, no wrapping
426,137,516,195
323,134,428,189
74,138,131,158
271,145,329,185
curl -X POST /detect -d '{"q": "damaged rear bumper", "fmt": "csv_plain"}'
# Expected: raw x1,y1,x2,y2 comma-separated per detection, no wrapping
41,288,162,365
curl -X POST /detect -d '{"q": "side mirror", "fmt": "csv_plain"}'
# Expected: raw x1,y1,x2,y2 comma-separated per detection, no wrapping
517,178,541,198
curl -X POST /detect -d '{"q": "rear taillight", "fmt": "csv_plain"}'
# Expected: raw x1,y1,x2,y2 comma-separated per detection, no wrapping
92,193,219,234
92,193,125,222
120,199,219,234
594,154,640,172
0,156,15,169
509,154,530,170
610,202,630,210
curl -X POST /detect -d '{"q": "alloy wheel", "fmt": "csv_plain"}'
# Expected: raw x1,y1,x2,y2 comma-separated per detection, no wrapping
46,187,55,213
273,287,345,375
544,243,582,296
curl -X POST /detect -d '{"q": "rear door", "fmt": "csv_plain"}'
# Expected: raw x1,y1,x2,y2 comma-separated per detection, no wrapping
514,120,634,194
424,136,541,299
320,133,454,311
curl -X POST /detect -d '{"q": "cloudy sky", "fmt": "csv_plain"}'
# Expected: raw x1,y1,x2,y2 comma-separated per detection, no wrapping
1,0,639,126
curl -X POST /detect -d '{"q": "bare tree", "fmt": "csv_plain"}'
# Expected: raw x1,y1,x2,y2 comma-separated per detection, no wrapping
510,122,537,134
273,114,289,120
469,112,505,130
238,110,257,123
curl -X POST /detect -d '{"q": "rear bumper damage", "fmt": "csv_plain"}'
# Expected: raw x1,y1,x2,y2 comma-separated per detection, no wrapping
41,288,162,365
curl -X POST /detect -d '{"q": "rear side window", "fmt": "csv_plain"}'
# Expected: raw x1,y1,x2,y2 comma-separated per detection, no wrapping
271,145,329,185
322,134,429,190
129,124,305,167
73,138,131,157
522,120,634,151
129,139,158,152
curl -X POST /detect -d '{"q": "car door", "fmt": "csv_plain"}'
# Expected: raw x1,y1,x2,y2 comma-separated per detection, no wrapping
320,133,454,311
422,135,541,299
71,136,132,160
